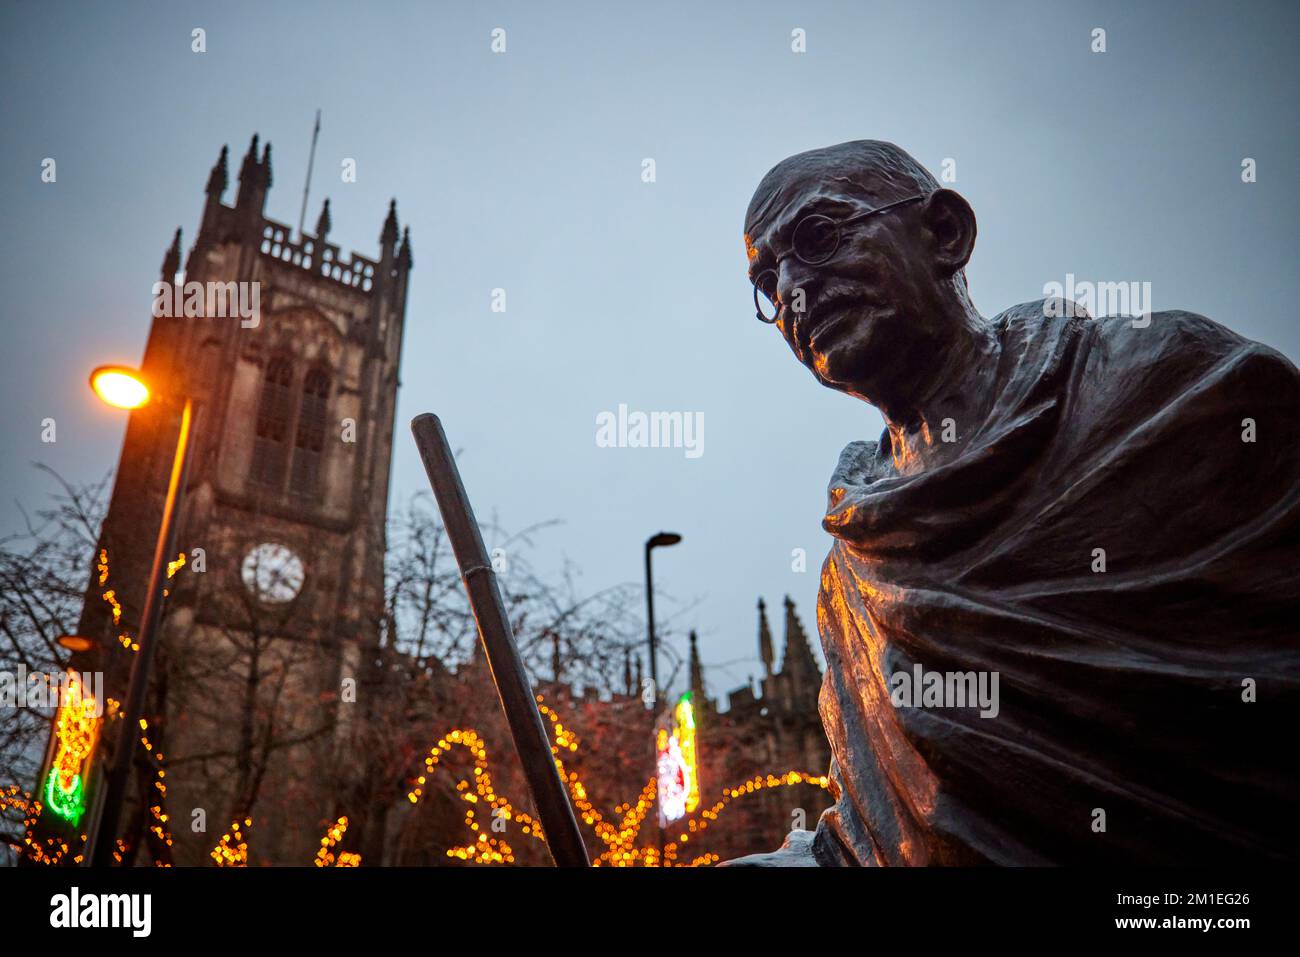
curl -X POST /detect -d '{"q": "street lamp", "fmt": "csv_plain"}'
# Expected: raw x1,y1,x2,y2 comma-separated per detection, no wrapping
56,635,97,654
644,531,681,706
90,365,151,410
644,531,681,866
83,365,195,867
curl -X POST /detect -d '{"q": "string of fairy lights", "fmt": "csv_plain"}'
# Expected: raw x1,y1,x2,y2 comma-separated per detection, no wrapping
314,816,361,867
140,720,174,866
400,693,829,867
210,818,250,866
4,548,828,867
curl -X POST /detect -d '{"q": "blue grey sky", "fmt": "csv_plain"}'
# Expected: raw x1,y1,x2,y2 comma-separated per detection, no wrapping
2,1,1297,700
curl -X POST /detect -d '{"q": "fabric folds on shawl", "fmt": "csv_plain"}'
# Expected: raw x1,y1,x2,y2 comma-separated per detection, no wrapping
803,301,1300,866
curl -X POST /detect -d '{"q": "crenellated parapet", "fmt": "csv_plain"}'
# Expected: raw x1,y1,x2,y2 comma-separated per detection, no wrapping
257,217,379,294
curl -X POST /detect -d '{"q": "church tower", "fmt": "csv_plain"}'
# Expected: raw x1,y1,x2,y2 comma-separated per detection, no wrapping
61,135,412,865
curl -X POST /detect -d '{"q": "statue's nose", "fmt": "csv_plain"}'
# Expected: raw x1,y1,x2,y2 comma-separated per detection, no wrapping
777,259,816,314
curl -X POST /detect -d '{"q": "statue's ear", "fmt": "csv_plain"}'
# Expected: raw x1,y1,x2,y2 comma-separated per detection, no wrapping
922,188,976,276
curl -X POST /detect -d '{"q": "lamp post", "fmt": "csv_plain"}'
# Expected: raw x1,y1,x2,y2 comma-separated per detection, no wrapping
83,366,195,867
643,531,681,705
644,530,680,866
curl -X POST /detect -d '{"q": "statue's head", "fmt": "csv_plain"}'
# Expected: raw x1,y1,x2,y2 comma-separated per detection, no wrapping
744,141,978,405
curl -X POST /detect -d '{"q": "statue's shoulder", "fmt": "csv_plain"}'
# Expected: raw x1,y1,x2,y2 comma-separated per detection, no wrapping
1088,308,1300,383
997,297,1085,326
999,299,1298,382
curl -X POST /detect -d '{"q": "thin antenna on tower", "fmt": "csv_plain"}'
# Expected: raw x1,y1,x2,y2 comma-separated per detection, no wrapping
297,109,321,239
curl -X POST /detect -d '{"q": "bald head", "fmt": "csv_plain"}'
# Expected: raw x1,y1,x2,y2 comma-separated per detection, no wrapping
745,140,940,239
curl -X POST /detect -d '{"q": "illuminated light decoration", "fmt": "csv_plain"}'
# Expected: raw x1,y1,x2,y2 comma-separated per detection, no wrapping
675,694,699,816
655,691,700,827
26,547,816,867
13,690,827,865
315,816,361,867
670,769,830,865
42,672,101,826
25,729,172,867
163,551,185,598
538,696,827,866
96,550,139,652
18,549,171,864
656,729,688,825
15,569,823,867
0,784,29,816
140,727,175,863
400,696,828,866
20,548,157,863
407,729,524,864
1,786,35,859
102,589,122,626
537,698,659,863
37,549,138,835
5,785,86,866
99,555,139,650
99,548,145,654
210,818,251,866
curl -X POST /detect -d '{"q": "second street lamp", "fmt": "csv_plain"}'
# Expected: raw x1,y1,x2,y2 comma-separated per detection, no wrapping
644,531,681,706
83,365,196,867
644,530,681,866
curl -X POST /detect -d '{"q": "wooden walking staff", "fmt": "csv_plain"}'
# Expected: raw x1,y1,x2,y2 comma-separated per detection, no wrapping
410,413,591,867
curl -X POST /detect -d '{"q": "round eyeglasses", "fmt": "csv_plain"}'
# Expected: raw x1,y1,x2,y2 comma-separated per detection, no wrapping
751,194,926,323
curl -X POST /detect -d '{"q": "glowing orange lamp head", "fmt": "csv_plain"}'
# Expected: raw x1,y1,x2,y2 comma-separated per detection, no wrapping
56,635,95,653
89,365,150,410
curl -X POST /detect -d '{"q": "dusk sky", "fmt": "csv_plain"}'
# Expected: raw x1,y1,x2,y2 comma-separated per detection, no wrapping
3,0,1297,701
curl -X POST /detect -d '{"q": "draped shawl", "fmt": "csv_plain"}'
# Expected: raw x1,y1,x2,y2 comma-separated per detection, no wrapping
795,301,1300,866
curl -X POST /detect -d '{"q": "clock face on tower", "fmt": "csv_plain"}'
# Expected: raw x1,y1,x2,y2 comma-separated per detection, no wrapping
240,542,305,604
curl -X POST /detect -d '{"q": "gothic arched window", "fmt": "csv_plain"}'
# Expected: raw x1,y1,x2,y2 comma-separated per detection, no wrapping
290,367,330,498
251,356,294,489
